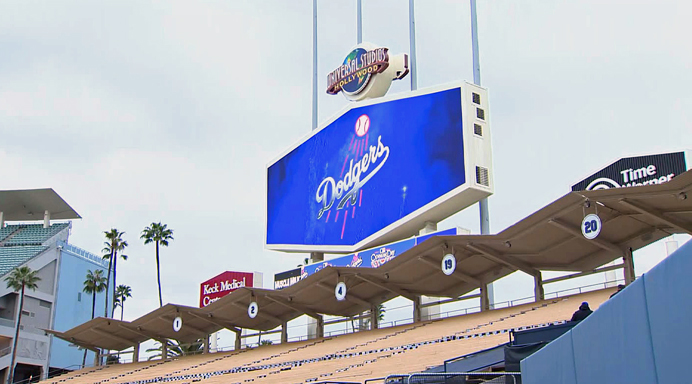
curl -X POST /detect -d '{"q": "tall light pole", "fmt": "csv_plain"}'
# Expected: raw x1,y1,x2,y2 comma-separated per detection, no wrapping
470,0,489,236
471,0,494,308
312,0,318,131
357,0,363,44
409,0,418,91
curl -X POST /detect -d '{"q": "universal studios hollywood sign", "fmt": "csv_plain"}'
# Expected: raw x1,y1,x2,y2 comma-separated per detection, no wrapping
326,43,409,102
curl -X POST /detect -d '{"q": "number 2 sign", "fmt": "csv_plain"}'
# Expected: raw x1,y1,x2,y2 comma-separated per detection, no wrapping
581,214,602,240
248,302,259,319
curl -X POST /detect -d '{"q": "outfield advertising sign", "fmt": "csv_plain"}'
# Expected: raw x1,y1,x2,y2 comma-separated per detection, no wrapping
273,228,459,290
572,152,687,191
199,271,254,308
326,43,409,102
267,83,491,253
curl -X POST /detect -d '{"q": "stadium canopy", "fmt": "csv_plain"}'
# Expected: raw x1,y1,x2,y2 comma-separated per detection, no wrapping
46,170,692,354
44,318,149,352
0,188,81,221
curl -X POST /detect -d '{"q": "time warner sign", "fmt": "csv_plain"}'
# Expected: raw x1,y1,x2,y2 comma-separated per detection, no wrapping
266,82,494,253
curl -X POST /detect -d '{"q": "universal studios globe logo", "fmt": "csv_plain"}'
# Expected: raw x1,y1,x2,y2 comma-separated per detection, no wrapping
327,43,409,102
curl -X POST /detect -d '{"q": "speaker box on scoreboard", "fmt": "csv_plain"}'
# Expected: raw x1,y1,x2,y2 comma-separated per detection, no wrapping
266,81,493,253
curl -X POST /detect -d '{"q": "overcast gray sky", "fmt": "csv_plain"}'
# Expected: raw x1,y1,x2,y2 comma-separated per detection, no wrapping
1,0,690,339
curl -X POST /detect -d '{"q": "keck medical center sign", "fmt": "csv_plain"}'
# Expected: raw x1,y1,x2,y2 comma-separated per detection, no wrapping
572,152,687,191
199,271,253,307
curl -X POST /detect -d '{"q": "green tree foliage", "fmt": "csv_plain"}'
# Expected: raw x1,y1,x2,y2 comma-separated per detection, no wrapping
82,269,107,367
113,285,132,321
141,222,174,307
102,229,128,317
5,266,40,384
146,339,203,360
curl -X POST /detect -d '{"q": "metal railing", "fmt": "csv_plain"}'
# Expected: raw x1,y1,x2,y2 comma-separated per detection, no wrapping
214,280,622,351
383,372,520,384
57,241,109,267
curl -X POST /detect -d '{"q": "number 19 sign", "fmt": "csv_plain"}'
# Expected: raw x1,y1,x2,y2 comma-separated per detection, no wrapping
581,214,602,240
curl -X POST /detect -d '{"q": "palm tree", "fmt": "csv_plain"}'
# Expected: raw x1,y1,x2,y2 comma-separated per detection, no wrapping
361,304,385,331
84,270,107,319
145,339,203,360
102,229,128,317
113,285,132,321
377,303,386,322
82,269,106,367
141,222,174,307
5,266,40,384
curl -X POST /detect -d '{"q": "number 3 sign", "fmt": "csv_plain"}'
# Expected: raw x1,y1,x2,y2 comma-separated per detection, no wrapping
582,214,602,240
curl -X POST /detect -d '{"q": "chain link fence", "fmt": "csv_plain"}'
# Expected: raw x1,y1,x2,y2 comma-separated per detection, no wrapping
383,372,521,384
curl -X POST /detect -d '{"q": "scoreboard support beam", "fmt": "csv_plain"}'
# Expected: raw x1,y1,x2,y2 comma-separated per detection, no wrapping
623,248,636,285
234,329,242,351
281,322,288,343
370,305,379,329
534,273,544,302
480,282,490,312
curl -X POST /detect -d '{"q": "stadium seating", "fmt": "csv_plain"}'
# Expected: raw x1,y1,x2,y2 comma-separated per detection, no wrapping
40,287,615,384
522,241,692,384
0,223,69,275
2,223,69,246
0,246,49,276
0,226,18,243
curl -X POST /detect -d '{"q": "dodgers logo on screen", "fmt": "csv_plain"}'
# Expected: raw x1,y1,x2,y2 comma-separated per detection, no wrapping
266,85,470,252
315,114,389,226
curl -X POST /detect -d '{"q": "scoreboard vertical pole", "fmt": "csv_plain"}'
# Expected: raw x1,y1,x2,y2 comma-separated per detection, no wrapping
357,0,363,44
308,0,324,340
471,0,494,308
470,0,488,235
408,0,417,91
312,0,318,131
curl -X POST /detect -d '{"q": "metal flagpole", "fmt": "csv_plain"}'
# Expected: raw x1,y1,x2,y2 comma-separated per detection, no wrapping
357,0,363,44
471,0,494,307
408,0,417,91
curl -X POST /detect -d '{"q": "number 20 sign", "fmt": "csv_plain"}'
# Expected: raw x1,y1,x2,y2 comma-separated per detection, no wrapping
581,214,602,240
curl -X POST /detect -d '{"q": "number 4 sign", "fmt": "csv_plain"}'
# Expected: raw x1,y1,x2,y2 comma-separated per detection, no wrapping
335,282,347,301
582,214,602,240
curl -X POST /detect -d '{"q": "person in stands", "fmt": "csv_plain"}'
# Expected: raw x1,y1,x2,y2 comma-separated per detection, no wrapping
610,284,626,299
570,302,593,322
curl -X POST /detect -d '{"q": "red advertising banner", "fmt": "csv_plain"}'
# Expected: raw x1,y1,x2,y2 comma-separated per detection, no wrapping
199,271,254,307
